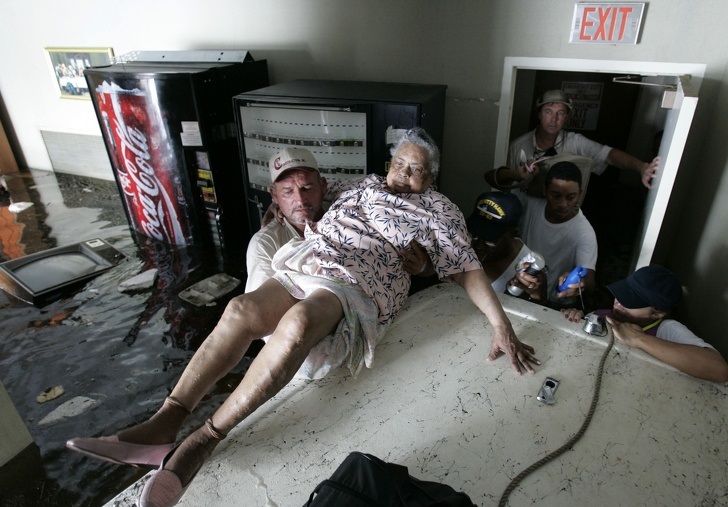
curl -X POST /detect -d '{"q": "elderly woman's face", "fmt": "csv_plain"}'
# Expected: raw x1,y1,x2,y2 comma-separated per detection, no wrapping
387,142,433,194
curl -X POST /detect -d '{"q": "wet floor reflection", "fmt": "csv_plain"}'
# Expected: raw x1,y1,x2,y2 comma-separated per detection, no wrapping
0,170,255,506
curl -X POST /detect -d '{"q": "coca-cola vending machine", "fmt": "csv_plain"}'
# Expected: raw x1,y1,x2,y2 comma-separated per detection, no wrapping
85,51,268,252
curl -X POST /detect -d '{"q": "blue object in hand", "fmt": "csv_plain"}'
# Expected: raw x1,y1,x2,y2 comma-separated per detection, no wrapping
558,266,587,293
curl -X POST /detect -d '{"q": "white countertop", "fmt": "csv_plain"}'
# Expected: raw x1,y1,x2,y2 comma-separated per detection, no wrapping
106,283,728,507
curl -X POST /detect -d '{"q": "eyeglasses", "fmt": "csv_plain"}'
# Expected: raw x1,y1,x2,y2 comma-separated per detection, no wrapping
391,159,428,179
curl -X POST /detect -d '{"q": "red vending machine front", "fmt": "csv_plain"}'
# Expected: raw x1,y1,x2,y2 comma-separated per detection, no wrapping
86,51,268,252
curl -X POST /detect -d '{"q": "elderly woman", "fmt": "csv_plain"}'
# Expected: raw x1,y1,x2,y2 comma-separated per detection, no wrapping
68,128,539,507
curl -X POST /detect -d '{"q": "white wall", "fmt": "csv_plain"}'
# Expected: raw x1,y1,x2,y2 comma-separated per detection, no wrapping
0,379,33,466
1,0,728,354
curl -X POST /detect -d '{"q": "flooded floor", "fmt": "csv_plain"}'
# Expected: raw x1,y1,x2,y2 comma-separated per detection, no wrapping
0,169,257,506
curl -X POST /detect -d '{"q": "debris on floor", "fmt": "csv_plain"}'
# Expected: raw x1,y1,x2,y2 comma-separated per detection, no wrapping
36,385,64,403
39,396,98,425
8,201,34,213
178,273,241,306
119,268,159,292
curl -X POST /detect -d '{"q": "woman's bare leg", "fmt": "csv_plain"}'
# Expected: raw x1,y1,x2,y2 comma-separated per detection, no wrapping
116,279,299,445
159,289,344,487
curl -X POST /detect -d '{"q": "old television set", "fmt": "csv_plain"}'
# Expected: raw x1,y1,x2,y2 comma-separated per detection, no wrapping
0,238,125,306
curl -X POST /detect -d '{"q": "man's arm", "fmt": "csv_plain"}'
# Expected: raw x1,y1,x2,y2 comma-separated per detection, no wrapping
484,165,533,191
449,269,540,375
245,223,298,293
555,217,598,299
606,317,728,382
606,149,660,189
245,233,278,293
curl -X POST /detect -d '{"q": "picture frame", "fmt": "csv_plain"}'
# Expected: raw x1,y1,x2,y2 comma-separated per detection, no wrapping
45,47,114,99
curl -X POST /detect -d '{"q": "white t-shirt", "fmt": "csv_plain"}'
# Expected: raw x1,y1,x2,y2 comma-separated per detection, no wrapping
245,218,301,293
508,130,613,175
657,319,715,350
515,193,597,302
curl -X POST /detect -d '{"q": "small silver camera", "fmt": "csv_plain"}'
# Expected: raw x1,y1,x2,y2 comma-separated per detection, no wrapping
537,377,560,405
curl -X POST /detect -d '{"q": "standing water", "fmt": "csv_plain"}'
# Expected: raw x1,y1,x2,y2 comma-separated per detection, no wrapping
0,170,257,506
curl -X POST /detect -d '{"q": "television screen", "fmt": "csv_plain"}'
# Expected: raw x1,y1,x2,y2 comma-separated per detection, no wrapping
0,238,125,305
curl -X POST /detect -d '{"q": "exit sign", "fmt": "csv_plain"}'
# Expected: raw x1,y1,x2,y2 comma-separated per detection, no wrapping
570,3,645,44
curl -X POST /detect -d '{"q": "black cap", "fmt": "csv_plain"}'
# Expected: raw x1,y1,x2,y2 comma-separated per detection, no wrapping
607,266,682,311
466,191,523,243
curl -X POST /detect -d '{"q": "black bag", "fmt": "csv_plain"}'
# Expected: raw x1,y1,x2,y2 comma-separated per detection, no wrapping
303,452,477,506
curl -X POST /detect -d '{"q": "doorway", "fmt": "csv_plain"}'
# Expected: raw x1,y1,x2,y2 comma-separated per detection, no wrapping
494,57,705,303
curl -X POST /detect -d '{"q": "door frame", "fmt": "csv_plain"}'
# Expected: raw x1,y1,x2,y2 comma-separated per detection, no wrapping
494,57,706,268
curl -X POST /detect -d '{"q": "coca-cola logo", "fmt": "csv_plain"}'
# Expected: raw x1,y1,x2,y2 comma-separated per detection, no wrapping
112,118,182,244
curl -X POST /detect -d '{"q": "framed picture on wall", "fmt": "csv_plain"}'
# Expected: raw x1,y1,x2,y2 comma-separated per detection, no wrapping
45,47,114,100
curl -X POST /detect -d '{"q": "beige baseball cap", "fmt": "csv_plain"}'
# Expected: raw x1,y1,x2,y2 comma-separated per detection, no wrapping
269,147,320,183
536,89,573,110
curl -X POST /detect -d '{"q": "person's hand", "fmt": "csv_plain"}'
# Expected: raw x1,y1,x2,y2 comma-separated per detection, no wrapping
524,158,544,175
517,149,544,177
606,316,645,348
556,271,584,298
400,241,434,276
641,156,660,189
516,160,541,181
561,308,584,323
510,263,544,300
486,325,540,375
261,203,284,227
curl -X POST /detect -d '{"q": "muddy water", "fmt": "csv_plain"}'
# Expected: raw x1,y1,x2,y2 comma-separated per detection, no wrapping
0,170,256,506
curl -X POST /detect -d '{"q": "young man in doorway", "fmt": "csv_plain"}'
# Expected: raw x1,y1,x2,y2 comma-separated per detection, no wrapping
485,161,597,307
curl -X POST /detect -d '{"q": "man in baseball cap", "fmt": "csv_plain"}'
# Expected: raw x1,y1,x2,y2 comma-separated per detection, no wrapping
561,265,728,382
245,147,328,292
410,190,546,301
506,88,659,189
269,146,320,183
466,191,523,245
607,265,682,312
535,89,573,111
464,191,546,300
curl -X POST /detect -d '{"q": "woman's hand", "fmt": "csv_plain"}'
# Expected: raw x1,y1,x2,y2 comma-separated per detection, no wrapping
561,308,584,323
400,241,434,277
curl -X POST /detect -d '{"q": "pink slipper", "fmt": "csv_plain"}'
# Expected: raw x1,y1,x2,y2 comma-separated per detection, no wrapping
139,444,191,507
139,466,188,507
139,418,227,507
66,436,175,468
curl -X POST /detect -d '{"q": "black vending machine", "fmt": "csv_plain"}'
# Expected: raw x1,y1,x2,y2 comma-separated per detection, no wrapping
85,50,269,252
233,79,446,234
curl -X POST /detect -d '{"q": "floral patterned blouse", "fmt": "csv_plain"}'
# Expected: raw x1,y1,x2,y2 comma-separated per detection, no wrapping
305,174,481,326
